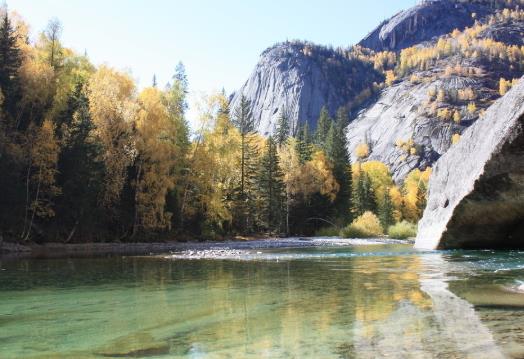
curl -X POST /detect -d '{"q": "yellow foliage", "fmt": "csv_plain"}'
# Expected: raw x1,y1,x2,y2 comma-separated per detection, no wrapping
355,143,370,159
451,133,461,145
87,66,138,206
457,87,476,101
437,108,451,121
281,141,339,202
437,89,446,102
467,102,477,114
453,110,461,123
385,70,396,86
134,87,178,230
342,211,383,238
353,161,394,209
402,168,431,222
28,119,61,219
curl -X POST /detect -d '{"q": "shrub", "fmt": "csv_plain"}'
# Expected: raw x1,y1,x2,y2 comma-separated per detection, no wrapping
388,221,418,239
340,211,383,238
315,226,339,237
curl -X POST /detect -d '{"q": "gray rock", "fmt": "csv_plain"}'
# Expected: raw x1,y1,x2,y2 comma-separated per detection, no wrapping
229,42,382,136
415,77,524,249
346,75,477,183
359,0,493,52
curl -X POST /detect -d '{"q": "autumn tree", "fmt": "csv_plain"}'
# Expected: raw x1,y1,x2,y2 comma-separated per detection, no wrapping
132,87,178,235
22,119,61,240
43,18,63,69
87,66,137,208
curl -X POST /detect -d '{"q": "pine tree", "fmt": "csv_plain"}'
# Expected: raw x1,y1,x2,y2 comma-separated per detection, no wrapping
152,74,157,88
258,136,286,232
325,107,352,222
379,188,394,231
315,106,331,147
56,84,104,241
232,95,256,197
275,107,290,146
0,11,22,122
295,122,312,163
352,171,377,217
231,95,258,232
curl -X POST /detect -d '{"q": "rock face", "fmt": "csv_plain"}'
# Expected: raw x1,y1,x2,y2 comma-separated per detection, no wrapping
229,42,382,135
359,0,492,52
346,75,474,182
415,78,524,250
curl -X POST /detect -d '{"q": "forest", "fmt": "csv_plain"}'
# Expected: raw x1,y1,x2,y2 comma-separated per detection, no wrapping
0,8,429,243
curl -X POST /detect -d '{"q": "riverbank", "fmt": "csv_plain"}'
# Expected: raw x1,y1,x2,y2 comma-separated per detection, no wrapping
0,237,413,259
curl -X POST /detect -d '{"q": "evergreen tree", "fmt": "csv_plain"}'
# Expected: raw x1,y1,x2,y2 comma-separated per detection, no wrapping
352,171,377,217
258,136,286,232
232,95,256,196
379,188,394,231
56,84,104,241
275,107,290,146
231,95,258,232
325,107,352,222
0,11,21,123
152,74,157,88
295,122,313,163
315,106,331,147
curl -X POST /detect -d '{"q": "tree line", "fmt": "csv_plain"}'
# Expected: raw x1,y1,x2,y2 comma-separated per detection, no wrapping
0,9,429,243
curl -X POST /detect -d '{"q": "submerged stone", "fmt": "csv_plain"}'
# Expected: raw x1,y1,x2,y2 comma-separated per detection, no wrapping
415,77,524,250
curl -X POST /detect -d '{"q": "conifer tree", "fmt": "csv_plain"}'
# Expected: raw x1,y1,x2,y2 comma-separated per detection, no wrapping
0,11,21,122
379,188,394,230
315,106,331,147
353,171,377,217
258,136,286,232
56,84,104,241
275,107,290,146
231,95,258,232
295,122,313,163
325,107,352,221
232,95,256,197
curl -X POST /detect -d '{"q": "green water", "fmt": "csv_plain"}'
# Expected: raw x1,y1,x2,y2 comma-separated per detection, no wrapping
1,243,523,358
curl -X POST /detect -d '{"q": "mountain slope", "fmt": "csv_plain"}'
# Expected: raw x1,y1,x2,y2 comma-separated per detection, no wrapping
229,42,383,135
358,0,495,52
232,0,524,181
347,9,524,182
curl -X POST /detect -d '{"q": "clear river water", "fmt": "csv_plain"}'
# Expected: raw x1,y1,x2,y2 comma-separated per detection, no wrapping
0,240,523,358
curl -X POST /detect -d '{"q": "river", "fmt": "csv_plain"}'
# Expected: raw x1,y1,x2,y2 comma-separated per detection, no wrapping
0,239,523,358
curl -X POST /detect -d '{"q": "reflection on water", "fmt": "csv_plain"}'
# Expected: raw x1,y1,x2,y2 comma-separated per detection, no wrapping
0,244,523,358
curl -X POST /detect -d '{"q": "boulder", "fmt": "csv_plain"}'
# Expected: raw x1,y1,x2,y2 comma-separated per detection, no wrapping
415,77,524,249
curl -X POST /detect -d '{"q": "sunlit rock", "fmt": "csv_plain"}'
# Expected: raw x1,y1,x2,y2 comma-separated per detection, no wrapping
415,77,524,249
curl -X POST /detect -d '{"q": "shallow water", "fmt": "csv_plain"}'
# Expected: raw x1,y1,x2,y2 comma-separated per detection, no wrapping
0,241,523,358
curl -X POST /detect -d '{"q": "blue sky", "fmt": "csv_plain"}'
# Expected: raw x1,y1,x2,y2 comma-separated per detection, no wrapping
11,0,416,124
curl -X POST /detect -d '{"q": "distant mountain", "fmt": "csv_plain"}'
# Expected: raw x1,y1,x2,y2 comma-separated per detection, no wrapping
229,42,383,136
358,0,494,52
232,0,524,181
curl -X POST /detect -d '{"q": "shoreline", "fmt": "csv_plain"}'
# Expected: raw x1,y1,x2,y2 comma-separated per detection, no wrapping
0,237,413,259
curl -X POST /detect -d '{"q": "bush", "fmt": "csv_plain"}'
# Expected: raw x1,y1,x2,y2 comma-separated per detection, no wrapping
340,211,383,238
315,226,340,237
388,221,418,239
